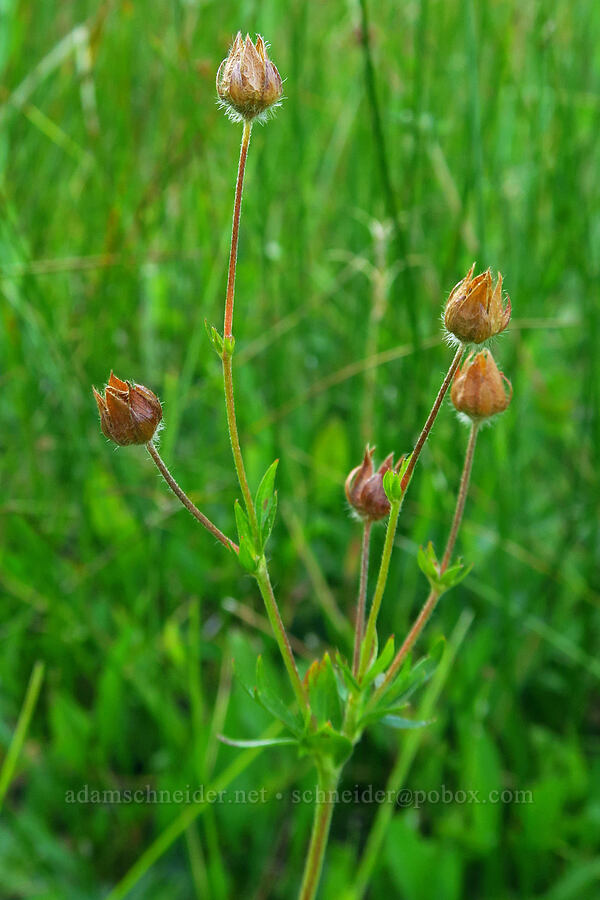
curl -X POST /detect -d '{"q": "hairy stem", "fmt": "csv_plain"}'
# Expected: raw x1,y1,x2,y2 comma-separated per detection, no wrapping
358,500,401,680
146,442,237,553
224,120,251,339
222,352,260,545
352,521,372,677
221,121,303,720
440,421,479,572
255,558,309,717
371,419,479,706
400,344,464,491
220,120,260,546
298,763,341,900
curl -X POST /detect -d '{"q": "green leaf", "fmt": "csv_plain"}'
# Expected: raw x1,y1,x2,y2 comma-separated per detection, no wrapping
234,500,252,545
218,734,298,749
237,536,258,573
363,635,395,686
204,319,224,355
255,656,303,737
417,542,439,584
439,560,473,590
302,723,353,767
334,652,360,695
417,542,473,595
306,653,343,730
381,715,433,730
255,460,279,551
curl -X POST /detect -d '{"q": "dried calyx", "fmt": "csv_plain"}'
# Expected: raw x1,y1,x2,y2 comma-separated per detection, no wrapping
216,32,283,122
345,447,404,521
93,373,162,446
451,350,512,421
444,263,511,345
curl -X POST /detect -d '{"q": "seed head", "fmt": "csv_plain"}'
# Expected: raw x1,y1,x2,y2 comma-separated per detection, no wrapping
216,32,283,123
345,447,400,522
93,373,162,446
451,350,512,422
444,263,511,345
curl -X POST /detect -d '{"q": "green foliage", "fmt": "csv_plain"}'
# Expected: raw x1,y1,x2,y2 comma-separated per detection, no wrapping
417,541,472,595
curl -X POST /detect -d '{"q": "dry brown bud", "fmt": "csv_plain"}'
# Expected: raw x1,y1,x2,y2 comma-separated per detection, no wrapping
93,373,162,446
216,32,283,122
444,263,511,344
451,350,512,421
345,447,397,521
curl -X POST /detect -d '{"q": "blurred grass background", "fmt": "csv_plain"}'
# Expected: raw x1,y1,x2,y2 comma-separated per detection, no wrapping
1,0,599,897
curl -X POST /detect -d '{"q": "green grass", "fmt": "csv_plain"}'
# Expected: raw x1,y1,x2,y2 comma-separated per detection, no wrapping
1,1,599,897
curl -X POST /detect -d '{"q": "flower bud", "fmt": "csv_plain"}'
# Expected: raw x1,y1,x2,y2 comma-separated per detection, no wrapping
216,32,283,123
93,373,162,446
450,350,512,421
345,447,397,521
444,263,511,344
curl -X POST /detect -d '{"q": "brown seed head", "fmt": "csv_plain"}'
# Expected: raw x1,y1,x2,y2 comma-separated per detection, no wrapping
93,372,162,446
216,32,283,122
444,263,511,344
345,447,397,521
451,350,513,421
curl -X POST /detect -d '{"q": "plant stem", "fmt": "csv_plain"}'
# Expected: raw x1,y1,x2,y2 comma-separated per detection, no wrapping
146,441,237,553
255,558,310,717
440,421,479,572
224,120,251,339
221,121,304,721
358,499,401,680
222,352,260,545
298,763,341,900
370,419,479,706
352,521,372,677
400,344,464,491
221,120,261,546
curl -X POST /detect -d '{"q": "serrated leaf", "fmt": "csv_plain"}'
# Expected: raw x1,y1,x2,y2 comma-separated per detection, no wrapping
363,635,395,686
255,656,303,737
218,734,298,749
255,460,279,551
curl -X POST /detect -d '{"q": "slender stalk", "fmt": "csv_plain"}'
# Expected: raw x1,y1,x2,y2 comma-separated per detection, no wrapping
371,419,479,706
352,521,372,677
298,764,341,900
358,500,401,680
146,441,237,553
255,558,310,717
220,120,261,546
220,121,304,722
440,421,479,572
222,353,260,545
224,120,252,339
400,344,464,491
